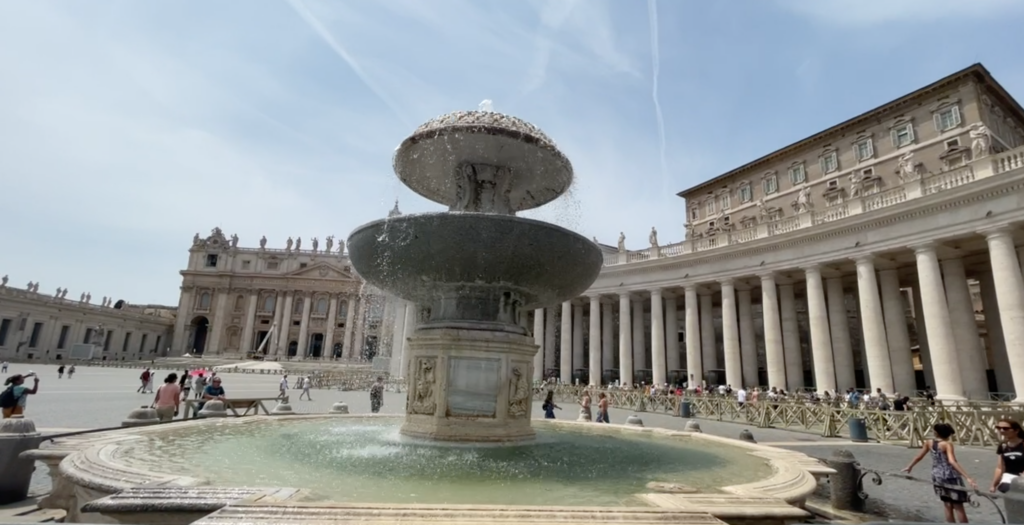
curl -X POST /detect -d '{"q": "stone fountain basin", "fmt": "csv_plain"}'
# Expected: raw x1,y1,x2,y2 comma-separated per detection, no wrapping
346,213,603,309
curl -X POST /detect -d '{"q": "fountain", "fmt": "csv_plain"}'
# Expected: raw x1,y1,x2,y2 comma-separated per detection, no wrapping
347,109,604,442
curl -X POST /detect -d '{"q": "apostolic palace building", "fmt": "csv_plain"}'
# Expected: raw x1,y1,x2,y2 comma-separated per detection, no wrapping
2,64,1024,401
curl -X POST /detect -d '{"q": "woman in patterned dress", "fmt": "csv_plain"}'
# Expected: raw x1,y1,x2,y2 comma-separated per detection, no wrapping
903,423,977,523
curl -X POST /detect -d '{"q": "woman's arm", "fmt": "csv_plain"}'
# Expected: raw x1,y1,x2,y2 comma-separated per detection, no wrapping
992,454,1006,492
27,378,39,395
902,441,929,472
945,443,977,487
151,385,162,407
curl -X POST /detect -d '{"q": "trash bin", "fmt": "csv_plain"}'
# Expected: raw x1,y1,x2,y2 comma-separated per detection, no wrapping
680,400,692,418
848,417,868,443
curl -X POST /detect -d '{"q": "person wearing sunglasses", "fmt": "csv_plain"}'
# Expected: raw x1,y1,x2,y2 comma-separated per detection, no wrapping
991,419,1024,493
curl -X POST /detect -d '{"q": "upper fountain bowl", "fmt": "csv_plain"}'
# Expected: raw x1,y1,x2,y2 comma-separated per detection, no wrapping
394,111,573,213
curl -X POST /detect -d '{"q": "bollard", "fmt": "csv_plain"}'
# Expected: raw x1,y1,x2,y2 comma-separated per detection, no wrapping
121,406,160,427
198,400,229,418
625,415,644,427
1006,475,1024,524
826,449,863,512
329,402,350,414
684,420,702,433
0,416,43,505
680,400,693,419
848,417,869,443
271,402,295,415
738,429,756,443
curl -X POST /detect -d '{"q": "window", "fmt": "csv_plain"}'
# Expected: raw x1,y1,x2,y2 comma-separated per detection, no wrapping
934,105,961,131
198,292,212,310
138,334,148,353
293,300,304,315
690,208,699,221
826,179,839,189
241,260,251,270
266,261,280,271
122,332,132,352
316,298,328,315
738,184,752,203
854,139,874,162
103,330,114,351
82,328,93,344
205,254,218,268
820,151,839,174
718,193,731,211
705,199,715,216
0,319,10,346
891,124,915,148
338,301,348,318
708,220,716,229
722,215,731,226
262,296,276,312
57,325,69,349
234,295,245,312
788,164,806,185
28,322,42,348
762,174,778,195
945,138,961,149
861,168,874,178
299,263,308,269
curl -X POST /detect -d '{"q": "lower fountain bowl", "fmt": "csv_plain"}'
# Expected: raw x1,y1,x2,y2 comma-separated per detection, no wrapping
347,213,604,311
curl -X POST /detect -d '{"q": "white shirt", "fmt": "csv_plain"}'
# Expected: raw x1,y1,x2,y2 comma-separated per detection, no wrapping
280,378,288,390
737,389,748,403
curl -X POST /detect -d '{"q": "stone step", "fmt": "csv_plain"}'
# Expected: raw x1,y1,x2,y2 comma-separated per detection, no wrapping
0,498,66,524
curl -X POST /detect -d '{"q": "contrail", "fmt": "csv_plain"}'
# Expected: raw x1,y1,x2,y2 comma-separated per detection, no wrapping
647,0,669,194
285,0,413,129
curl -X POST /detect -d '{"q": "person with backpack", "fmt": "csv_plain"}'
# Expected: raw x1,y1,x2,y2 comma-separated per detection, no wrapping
2,373,39,418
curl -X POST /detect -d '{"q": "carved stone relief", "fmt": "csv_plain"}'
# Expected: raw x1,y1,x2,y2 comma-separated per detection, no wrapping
507,364,530,419
408,357,438,415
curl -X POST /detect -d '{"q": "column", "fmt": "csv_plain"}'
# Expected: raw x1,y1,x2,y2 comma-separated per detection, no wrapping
664,294,681,374
297,294,312,357
240,291,259,354
779,283,804,390
878,269,917,395
855,257,895,394
650,289,667,386
760,274,786,390
737,287,758,388
601,300,614,377
351,296,368,359
572,304,584,382
401,303,417,377
323,295,340,358
631,299,646,371
911,284,936,389
719,280,742,389
269,292,284,356
618,293,634,387
804,266,836,393
684,286,702,388
941,258,989,399
172,287,192,354
560,302,572,383
911,245,964,400
277,292,294,355
342,296,356,358
699,291,717,371
533,308,545,382
388,300,406,367
207,290,230,354
544,307,557,374
826,278,856,391
979,271,1014,393
588,296,602,386
983,229,1024,399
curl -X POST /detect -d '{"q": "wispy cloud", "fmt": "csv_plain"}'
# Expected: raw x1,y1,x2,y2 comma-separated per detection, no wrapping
777,0,1024,26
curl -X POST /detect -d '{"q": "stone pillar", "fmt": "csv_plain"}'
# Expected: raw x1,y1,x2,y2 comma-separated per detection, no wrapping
699,291,717,371
297,294,312,358
572,303,584,381
602,301,614,378
278,292,295,355
172,287,192,354
323,296,340,358
352,296,368,359
544,307,557,375
979,271,1014,393
618,293,634,387
779,283,804,390
684,286,702,388
533,308,545,382
588,297,601,386
760,274,786,390
665,295,681,374
912,244,965,400
207,290,230,354
720,279,742,389
240,291,258,354
270,292,285,356
632,299,646,371
805,266,836,394
650,289,667,386
941,258,989,399
738,287,758,388
911,284,936,389
854,257,895,394
342,296,356,358
878,269,916,396
388,300,406,367
560,302,572,383
983,229,1024,399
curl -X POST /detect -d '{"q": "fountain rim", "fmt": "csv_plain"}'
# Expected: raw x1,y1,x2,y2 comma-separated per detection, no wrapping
345,211,598,247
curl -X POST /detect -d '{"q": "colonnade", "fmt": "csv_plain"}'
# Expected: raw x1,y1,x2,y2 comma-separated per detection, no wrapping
530,228,1024,400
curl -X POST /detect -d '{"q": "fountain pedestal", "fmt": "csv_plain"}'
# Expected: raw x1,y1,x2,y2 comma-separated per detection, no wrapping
401,328,536,442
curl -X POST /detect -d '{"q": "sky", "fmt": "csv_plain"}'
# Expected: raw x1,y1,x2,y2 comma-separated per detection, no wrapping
1,0,1023,306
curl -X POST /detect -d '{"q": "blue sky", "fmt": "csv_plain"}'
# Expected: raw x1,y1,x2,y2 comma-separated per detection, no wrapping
1,0,1022,306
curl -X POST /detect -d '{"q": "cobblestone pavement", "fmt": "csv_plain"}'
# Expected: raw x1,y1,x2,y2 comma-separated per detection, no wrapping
7,363,1007,523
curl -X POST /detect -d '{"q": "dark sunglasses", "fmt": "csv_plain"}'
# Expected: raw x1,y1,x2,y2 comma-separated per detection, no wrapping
996,426,1013,431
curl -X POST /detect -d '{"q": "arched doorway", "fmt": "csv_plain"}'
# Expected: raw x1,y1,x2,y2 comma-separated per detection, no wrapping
308,334,324,358
189,316,209,355
332,343,342,359
287,340,298,357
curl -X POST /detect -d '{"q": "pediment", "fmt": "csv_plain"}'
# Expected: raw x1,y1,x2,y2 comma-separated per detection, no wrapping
286,262,356,281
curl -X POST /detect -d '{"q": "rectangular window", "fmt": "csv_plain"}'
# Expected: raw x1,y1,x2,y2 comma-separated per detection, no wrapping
103,330,114,351
826,179,839,189
861,168,874,177
854,139,874,162
138,334,148,353
820,152,838,174
690,209,699,221
705,199,715,216
28,322,43,348
82,328,94,344
205,254,218,268
738,185,752,203
722,215,731,226
788,164,806,185
266,261,280,271
241,260,251,270
891,124,915,148
299,263,308,269
122,332,132,352
934,106,961,131
719,194,731,210
762,175,778,195
0,319,10,346
945,138,961,149
57,325,69,349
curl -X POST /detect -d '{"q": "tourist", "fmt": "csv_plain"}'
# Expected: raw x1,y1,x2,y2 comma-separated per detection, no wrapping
0,361,7,373
194,373,207,399
1,373,39,418
990,419,1024,494
278,375,289,399
299,376,313,401
736,386,748,408
595,392,610,423
138,368,151,394
579,390,592,422
902,423,975,523
370,376,384,413
202,377,227,402
178,370,191,400
542,390,561,419
67,365,75,378
57,365,65,379
152,373,181,422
